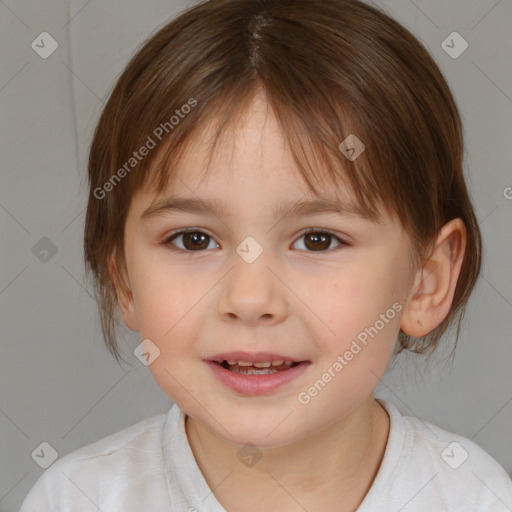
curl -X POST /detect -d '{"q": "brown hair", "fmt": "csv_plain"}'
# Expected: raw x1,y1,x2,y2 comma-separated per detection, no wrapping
84,0,481,365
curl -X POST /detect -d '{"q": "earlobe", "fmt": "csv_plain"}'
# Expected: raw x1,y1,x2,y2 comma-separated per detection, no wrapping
401,219,466,337
108,252,139,332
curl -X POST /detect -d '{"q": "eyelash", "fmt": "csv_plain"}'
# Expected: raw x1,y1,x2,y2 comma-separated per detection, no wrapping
161,228,348,254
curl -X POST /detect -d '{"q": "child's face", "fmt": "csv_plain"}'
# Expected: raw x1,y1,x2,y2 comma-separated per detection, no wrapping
118,92,416,448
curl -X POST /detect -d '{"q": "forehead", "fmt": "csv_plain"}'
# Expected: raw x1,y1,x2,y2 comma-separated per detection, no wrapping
177,92,302,182
140,150,371,226
134,91,393,226
145,93,350,198
136,163,388,231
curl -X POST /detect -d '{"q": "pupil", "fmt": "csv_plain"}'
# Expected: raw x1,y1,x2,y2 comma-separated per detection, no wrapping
306,233,329,251
185,232,208,250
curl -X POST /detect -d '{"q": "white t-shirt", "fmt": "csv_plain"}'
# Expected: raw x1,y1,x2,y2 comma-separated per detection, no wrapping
19,399,512,511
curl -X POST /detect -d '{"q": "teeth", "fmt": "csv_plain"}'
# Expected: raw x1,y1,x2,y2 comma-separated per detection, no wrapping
231,367,278,375
223,360,296,367
253,361,272,368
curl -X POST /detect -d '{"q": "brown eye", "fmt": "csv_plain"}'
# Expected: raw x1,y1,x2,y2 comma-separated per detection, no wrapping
294,230,346,252
165,231,218,251
304,232,331,251
163,229,346,254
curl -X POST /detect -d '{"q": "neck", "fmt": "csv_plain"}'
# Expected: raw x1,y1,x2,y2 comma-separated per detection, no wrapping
185,397,390,511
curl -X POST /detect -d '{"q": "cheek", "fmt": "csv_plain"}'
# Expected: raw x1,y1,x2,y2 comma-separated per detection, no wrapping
314,264,402,356
128,253,189,339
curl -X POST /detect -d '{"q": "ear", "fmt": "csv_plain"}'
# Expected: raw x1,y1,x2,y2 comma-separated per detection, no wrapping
108,250,139,332
401,218,467,337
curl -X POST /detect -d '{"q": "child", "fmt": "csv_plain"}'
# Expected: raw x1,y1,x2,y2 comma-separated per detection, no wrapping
20,0,512,510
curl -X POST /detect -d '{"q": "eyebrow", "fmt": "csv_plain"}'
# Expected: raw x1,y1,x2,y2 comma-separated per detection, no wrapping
140,196,376,222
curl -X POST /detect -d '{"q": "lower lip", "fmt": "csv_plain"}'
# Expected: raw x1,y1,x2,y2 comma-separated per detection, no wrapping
205,361,310,395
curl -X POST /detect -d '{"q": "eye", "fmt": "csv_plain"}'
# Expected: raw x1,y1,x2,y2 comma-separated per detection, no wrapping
292,229,347,252
163,229,219,252
163,228,347,253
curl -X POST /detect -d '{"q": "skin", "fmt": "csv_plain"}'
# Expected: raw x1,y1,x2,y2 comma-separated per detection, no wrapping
110,89,467,511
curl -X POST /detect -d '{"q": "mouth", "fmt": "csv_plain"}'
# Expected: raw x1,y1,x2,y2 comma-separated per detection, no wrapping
206,350,309,374
204,351,311,395
214,360,301,375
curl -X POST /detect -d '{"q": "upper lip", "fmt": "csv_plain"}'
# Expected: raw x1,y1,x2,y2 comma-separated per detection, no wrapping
206,351,308,363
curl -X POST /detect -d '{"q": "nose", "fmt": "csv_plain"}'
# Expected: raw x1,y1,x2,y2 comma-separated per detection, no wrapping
216,252,289,327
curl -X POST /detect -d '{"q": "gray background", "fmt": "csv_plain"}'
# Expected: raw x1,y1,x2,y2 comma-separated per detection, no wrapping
1,0,511,510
